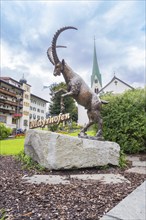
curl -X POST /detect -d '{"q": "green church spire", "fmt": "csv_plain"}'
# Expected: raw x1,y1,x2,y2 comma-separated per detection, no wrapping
91,38,102,88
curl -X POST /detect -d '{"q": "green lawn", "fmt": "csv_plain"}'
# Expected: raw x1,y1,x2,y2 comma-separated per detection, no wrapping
0,138,25,155
69,130,96,136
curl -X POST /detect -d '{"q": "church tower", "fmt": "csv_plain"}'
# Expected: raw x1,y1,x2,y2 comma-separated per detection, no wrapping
78,39,102,126
91,38,102,93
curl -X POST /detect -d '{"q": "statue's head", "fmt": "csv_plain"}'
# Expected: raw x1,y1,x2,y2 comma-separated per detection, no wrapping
47,26,77,76
53,60,65,76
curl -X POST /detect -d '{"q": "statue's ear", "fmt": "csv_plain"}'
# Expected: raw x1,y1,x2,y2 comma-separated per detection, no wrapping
61,59,65,71
62,59,65,66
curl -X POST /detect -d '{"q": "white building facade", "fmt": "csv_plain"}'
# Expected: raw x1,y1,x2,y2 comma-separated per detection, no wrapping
0,77,48,131
98,76,134,94
30,94,47,122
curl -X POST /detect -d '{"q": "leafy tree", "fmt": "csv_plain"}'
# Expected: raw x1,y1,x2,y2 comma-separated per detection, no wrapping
49,82,78,122
98,88,146,154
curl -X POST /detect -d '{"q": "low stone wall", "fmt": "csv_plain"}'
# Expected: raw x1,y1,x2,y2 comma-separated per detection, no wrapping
24,130,120,170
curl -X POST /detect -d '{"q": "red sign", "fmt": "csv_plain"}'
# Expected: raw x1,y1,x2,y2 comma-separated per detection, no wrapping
13,113,22,117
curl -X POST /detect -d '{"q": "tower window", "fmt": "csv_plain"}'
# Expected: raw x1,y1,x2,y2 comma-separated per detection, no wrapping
114,80,118,85
95,88,99,94
95,79,98,83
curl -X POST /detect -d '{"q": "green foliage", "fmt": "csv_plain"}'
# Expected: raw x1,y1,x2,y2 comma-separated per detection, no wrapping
58,121,82,132
119,150,127,168
0,123,12,140
16,151,45,171
49,82,78,122
48,121,82,134
99,88,146,154
69,129,95,137
48,124,58,132
96,165,110,170
0,209,6,220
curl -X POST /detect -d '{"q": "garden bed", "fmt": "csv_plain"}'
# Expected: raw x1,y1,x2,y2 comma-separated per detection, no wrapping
0,155,146,220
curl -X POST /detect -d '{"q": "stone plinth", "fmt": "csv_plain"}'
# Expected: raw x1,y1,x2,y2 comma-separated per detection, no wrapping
24,130,120,170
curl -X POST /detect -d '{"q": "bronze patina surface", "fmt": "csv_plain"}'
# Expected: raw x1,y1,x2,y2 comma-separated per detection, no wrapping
47,26,107,140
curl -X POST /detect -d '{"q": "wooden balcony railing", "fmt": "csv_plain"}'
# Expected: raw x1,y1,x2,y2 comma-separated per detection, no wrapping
0,99,23,108
0,108,15,114
0,88,20,97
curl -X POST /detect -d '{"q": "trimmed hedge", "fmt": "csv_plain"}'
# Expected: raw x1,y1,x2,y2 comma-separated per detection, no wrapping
0,123,12,140
99,88,146,154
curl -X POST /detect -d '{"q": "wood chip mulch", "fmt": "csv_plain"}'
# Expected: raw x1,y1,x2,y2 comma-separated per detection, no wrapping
0,156,146,220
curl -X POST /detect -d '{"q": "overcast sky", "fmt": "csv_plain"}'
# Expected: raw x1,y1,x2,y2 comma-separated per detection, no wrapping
1,0,145,101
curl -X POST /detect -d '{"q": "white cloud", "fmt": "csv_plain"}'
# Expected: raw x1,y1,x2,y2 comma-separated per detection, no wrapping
103,1,133,24
131,82,145,89
1,40,28,70
124,46,145,69
1,0,145,101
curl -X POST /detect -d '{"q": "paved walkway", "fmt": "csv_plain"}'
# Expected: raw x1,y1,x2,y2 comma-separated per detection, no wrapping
100,181,146,220
23,173,130,185
100,155,146,220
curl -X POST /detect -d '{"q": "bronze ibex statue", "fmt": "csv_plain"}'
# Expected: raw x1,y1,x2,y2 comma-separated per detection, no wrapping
47,26,107,140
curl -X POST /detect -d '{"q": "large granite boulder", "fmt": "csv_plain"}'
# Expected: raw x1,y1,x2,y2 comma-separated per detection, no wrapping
24,130,120,170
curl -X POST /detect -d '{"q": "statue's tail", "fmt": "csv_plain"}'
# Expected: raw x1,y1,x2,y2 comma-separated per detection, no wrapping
101,100,109,104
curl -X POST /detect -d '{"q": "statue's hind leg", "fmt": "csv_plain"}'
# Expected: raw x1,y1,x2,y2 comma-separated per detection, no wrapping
96,112,103,138
79,121,94,137
79,110,94,137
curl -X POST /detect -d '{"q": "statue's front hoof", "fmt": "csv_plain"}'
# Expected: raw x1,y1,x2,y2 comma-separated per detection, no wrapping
78,132,87,138
96,133,104,140
96,136,104,141
96,130,102,137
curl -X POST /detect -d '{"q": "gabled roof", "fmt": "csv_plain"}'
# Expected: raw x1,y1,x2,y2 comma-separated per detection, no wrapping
0,77,31,87
91,39,102,87
98,76,134,93
0,78,24,91
31,93,49,103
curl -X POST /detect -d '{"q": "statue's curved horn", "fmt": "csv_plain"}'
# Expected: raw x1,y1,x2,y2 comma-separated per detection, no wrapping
51,26,78,64
47,45,67,65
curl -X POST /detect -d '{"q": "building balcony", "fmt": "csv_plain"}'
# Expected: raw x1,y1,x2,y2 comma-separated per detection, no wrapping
0,88,18,97
0,99,23,108
0,108,15,114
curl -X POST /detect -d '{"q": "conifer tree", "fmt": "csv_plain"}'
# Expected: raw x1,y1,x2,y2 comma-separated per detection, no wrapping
49,82,78,122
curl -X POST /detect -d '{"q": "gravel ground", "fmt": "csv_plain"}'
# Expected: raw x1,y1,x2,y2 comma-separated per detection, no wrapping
0,155,146,220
